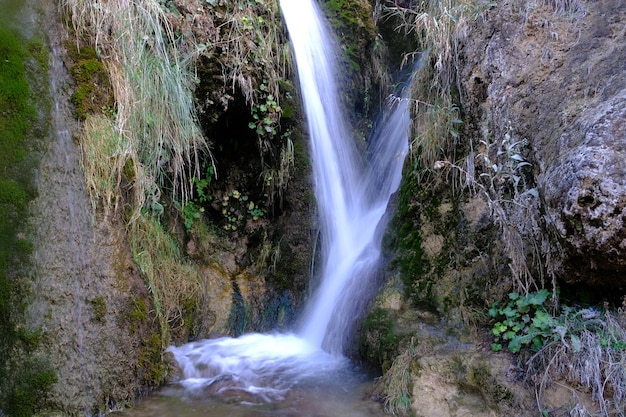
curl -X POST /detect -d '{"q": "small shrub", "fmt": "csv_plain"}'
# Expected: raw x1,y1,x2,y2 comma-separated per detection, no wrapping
527,308,626,416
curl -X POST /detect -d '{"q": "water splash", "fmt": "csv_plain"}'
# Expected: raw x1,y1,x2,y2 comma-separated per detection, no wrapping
168,333,349,402
167,0,410,403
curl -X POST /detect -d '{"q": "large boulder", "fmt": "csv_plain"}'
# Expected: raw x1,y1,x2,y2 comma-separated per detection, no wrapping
542,87,626,286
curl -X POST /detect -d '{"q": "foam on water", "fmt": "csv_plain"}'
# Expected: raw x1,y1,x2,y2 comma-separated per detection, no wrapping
167,333,349,402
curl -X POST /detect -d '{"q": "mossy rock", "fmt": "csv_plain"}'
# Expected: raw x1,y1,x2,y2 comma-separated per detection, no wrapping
0,22,56,417
66,44,113,120
89,296,107,323
359,307,401,371
138,333,168,386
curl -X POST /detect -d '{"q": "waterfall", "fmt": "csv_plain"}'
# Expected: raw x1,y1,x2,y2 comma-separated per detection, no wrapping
280,0,409,354
167,0,410,402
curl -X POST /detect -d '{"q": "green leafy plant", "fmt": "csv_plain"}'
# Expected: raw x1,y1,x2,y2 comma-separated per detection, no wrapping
220,190,266,231
192,165,214,204
179,201,203,230
489,289,554,353
248,83,281,147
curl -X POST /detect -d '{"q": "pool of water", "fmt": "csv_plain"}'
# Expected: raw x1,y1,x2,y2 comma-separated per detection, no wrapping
118,333,386,417
118,371,386,417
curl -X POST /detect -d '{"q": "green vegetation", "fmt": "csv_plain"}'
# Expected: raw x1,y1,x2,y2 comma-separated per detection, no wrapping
138,333,168,386
532,307,626,415
129,215,202,347
488,288,626,415
89,296,107,323
4,358,57,417
489,289,554,353
217,189,266,231
322,0,377,72
393,171,429,305
359,308,401,371
320,0,381,105
68,46,112,120
0,24,57,417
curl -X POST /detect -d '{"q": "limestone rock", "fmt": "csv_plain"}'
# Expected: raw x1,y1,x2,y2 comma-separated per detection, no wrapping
460,0,626,288
542,87,626,286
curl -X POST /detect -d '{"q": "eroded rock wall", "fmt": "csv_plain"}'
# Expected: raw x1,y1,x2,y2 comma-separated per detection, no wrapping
364,0,626,416
461,0,626,288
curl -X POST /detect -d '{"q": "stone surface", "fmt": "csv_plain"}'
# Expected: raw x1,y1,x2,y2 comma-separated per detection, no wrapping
543,87,626,285
460,0,626,288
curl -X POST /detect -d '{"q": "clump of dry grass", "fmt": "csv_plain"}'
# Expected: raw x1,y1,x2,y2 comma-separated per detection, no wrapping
382,0,481,167
434,124,553,299
373,343,417,415
218,0,290,107
66,0,212,345
527,308,626,416
545,0,585,15
129,215,203,347
66,0,209,220
79,114,128,217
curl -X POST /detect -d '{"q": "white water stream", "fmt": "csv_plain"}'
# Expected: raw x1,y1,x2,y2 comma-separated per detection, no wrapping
165,0,410,409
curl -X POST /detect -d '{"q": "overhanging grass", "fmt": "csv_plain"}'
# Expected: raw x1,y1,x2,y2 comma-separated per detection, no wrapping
66,0,213,347
66,0,209,220
383,0,479,167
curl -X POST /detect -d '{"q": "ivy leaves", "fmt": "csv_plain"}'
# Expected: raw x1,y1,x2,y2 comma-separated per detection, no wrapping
489,289,554,353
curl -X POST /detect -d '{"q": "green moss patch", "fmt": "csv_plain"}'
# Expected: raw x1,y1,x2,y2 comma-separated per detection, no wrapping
138,333,167,386
0,24,56,416
0,28,34,169
359,308,401,371
0,25,35,327
393,170,430,305
67,45,113,120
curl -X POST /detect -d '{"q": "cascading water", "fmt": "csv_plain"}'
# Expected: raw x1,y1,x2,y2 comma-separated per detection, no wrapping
282,0,408,355
167,0,410,406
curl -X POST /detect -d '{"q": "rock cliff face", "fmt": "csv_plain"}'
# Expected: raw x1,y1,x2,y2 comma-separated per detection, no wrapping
461,0,626,288
365,0,626,415
22,7,161,414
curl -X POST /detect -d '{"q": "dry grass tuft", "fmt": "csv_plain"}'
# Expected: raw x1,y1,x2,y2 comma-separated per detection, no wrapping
373,343,418,415
66,0,209,220
218,0,290,107
527,308,626,416
129,215,203,346
79,114,128,217
545,0,585,15
383,0,484,168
